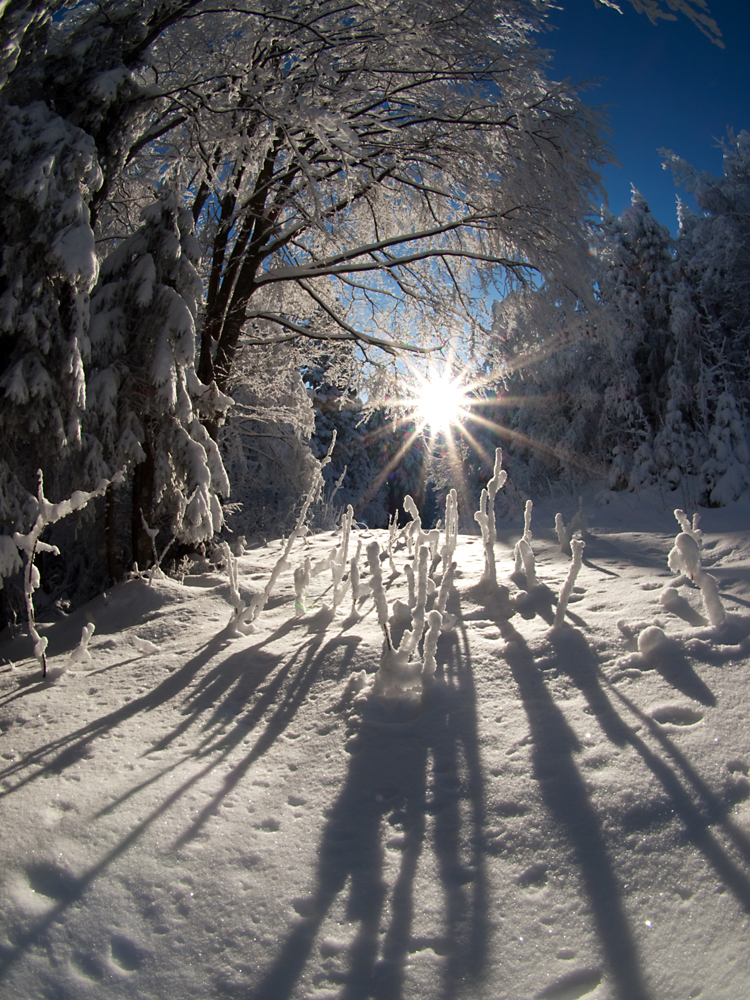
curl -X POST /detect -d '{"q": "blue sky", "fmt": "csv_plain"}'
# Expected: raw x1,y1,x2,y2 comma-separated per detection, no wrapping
545,0,750,232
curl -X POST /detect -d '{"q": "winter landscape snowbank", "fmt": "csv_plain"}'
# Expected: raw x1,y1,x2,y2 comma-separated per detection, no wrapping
1,486,750,1000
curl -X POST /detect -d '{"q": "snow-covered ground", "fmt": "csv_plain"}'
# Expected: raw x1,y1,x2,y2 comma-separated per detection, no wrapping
2,488,750,1000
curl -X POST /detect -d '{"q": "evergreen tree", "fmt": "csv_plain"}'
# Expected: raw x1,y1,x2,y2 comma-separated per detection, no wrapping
87,189,230,569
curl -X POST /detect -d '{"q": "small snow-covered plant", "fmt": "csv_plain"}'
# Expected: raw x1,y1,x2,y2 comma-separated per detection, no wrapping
474,448,507,585
8,469,118,676
218,541,244,620
553,538,585,628
666,509,725,626
554,498,585,556
69,623,96,664
366,540,438,698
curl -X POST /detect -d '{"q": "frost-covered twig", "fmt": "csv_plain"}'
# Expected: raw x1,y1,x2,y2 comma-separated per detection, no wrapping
553,538,585,628
667,511,724,626
140,509,177,583
474,448,507,586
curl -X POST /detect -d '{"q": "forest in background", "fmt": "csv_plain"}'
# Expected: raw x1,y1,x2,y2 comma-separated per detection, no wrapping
0,0,746,624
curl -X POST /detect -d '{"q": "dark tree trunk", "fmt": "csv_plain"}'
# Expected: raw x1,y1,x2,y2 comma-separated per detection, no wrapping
131,439,155,571
106,481,117,583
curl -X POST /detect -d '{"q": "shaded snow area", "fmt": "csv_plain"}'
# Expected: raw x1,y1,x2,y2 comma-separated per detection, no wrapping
2,490,750,1000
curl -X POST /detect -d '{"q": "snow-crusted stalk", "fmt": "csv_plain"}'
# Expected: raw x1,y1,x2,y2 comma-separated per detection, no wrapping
293,557,311,617
366,540,390,638
329,504,354,611
10,469,119,677
436,560,457,630
421,609,443,683
514,499,533,574
553,538,585,628
517,537,538,587
474,448,507,585
401,545,429,656
403,495,423,555
667,512,725,626
441,488,458,574
554,513,571,556
387,514,399,574
350,541,371,611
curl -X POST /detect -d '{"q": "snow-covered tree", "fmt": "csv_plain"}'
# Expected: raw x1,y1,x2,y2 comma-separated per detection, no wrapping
0,100,101,528
87,189,230,569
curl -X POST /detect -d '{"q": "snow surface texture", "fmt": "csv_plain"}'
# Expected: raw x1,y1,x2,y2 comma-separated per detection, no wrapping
2,487,750,999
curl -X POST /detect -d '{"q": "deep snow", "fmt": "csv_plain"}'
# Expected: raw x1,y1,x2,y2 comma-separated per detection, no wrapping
1,487,750,1000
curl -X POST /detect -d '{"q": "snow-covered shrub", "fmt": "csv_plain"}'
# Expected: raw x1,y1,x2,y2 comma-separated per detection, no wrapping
365,541,441,700
666,509,725,627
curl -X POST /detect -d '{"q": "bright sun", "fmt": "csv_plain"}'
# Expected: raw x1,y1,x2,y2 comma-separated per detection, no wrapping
413,372,467,432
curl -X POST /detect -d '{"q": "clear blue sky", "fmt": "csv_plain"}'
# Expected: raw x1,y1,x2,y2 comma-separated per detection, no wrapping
545,0,750,232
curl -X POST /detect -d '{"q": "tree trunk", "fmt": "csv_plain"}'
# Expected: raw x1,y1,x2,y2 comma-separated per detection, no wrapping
106,481,117,583
131,439,155,571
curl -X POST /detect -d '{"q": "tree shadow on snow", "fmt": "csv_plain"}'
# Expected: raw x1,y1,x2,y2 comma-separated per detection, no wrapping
548,627,750,914
501,620,652,1000
0,632,364,985
246,616,488,1000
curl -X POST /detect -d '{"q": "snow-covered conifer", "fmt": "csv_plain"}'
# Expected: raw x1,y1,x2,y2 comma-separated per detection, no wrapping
0,101,102,527
88,189,230,567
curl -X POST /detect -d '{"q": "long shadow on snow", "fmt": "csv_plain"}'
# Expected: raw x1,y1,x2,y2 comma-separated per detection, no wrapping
0,628,239,798
549,627,750,911
246,618,488,1000
501,619,653,1000
0,632,360,983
